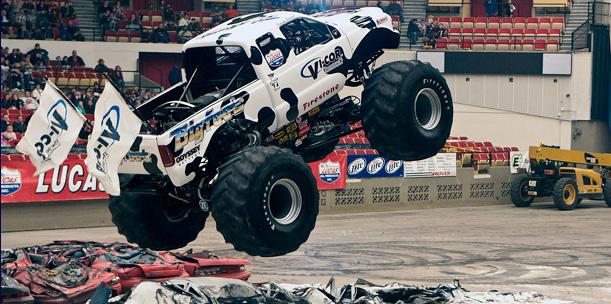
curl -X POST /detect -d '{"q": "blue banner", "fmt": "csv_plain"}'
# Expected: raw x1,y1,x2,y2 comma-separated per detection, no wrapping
346,154,404,179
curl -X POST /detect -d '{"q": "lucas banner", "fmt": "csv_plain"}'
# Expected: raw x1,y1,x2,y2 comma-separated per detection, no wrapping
403,153,457,178
309,154,347,190
1,158,108,203
347,154,404,179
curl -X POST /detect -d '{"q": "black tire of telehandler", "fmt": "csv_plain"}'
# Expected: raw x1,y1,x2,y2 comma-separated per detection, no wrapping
552,178,579,210
510,173,534,207
109,181,208,250
211,146,319,257
361,60,453,161
603,181,611,207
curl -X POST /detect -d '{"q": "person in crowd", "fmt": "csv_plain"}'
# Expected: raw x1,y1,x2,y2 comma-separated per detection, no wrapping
486,0,497,17
376,1,385,10
178,12,189,28
84,98,95,114
31,83,43,100
10,62,24,90
386,0,403,23
407,19,421,45
69,50,85,67
21,55,34,90
6,93,23,109
178,27,193,43
152,23,169,43
20,91,38,110
125,14,141,32
168,65,181,85
162,1,173,21
9,49,23,65
110,65,125,89
61,56,71,68
1,115,10,132
95,58,110,73
92,82,102,94
2,125,18,146
28,43,48,65
12,115,27,133
225,4,238,19
75,100,86,115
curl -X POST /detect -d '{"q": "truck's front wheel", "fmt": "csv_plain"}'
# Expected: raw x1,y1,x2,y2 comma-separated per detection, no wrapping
109,179,208,250
212,146,319,257
361,60,453,161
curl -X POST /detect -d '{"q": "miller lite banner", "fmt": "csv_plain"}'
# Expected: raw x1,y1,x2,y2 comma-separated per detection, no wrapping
1,158,108,203
347,154,404,179
309,154,347,190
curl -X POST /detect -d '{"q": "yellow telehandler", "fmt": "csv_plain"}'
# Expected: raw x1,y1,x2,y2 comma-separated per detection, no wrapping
511,145,611,210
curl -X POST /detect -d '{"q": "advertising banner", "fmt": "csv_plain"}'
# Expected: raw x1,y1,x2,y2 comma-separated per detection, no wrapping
1,158,108,203
309,154,347,190
403,153,457,178
347,154,404,179
509,151,528,174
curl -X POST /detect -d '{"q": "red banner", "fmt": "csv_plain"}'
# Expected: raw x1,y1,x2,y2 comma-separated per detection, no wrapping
1,159,109,203
309,154,347,190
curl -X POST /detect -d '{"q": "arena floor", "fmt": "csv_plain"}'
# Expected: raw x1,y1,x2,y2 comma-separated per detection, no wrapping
3,202,611,303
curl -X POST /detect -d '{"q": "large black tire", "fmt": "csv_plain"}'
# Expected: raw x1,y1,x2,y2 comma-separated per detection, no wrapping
361,60,453,161
553,178,579,210
212,146,319,257
510,173,534,207
300,139,339,163
604,181,611,207
109,180,208,250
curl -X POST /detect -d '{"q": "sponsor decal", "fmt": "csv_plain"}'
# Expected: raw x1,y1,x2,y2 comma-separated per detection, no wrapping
303,84,340,111
385,160,402,174
367,157,385,174
584,153,598,164
123,150,152,162
1,168,22,196
376,16,389,26
265,49,285,68
268,73,279,90
319,160,341,183
300,47,344,79
350,15,376,29
171,93,246,153
34,99,69,161
93,105,121,174
175,146,201,165
348,157,366,175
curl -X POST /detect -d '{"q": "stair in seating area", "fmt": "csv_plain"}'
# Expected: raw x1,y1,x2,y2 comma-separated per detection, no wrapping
560,0,590,50
72,0,103,41
237,0,262,16
399,0,427,48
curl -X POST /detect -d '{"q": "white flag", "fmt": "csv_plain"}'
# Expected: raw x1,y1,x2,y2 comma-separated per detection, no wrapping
16,81,85,175
85,83,142,196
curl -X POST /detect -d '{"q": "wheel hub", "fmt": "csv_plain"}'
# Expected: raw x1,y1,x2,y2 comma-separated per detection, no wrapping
268,178,302,225
414,88,442,131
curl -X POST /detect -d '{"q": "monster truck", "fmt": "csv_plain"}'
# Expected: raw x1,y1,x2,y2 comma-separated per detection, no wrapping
111,8,453,256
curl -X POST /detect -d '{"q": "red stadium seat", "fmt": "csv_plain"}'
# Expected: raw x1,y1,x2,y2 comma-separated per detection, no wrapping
486,28,499,38
436,38,447,49
500,17,513,28
526,17,539,29
105,30,118,42
462,17,475,28
546,39,559,51
461,38,472,49
473,28,486,38
472,38,485,50
474,17,487,28
462,27,474,37
447,38,460,50
450,17,462,28
499,28,511,37
497,38,511,50
549,28,561,38
438,16,450,28
538,17,551,29
551,17,564,30
168,31,178,43
448,28,462,38
514,17,526,29
117,30,130,42
536,28,549,39
488,17,501,28
534,39,547,51
510,28,524,39
1,155,10,162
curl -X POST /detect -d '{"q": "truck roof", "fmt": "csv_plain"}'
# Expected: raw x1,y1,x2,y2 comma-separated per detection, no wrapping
183,11,308,50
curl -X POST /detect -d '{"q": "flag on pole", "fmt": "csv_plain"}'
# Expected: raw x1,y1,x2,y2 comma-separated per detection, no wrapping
16,81,86,175
85,82,142,196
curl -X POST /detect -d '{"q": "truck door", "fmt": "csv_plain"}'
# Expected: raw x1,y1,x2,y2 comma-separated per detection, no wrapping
254,17,352,131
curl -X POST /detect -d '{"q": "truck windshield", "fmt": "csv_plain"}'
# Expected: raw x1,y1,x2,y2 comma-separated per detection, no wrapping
183,46,257,101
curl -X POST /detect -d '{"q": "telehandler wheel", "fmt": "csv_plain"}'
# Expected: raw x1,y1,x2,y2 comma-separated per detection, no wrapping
510,173,534,207
212,146,319,257
361,60,453,161
109,177,208,250
604,181,611,207
553,178,579,210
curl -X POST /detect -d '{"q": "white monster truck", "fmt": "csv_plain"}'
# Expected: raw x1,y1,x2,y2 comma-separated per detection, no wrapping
112,8,454,256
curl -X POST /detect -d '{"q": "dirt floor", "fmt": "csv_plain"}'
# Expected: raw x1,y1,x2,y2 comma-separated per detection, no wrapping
2,201,611,303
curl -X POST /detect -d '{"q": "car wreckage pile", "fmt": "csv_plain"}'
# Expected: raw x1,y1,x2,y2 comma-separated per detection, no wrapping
0,241,250,303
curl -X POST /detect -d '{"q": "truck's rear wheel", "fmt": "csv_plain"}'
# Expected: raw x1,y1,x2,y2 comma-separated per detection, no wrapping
361,60,453,161
553,178,579,210
109,178,208,250
510,173,534,207
212,146,319,257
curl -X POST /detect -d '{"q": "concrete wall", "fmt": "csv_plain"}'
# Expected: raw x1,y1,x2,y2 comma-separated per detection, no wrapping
2,39,183,82
571,120,611,153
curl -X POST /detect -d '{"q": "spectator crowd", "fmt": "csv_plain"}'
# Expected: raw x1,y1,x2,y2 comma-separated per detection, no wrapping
1,0,84,40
